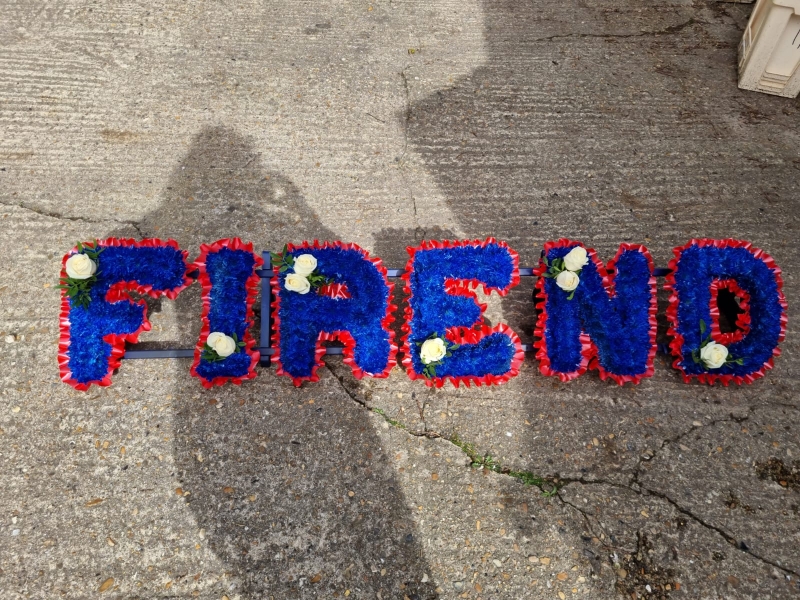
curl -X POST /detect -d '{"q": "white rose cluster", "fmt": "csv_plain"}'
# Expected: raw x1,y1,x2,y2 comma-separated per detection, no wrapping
284,254,317,294
65,254,97,279
206,332,237,358
555,246,589,293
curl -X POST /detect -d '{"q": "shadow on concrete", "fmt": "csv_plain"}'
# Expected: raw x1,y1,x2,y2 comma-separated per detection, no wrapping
116,126,437,599
401,0,800,596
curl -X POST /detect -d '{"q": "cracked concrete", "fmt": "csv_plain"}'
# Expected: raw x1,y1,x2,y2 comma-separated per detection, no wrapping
1,0,800,598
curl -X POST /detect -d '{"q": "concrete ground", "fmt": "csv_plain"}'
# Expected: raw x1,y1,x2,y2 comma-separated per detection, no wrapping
1,0,799,598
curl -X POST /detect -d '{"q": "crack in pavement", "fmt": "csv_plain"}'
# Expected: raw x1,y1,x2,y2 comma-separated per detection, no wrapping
629,409,754,485
557,473,800,579
533,18,701,43
326,365,441,439
0,199,144,236
326,368,800,578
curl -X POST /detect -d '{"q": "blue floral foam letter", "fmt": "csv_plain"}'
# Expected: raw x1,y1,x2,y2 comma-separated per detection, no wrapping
402,239,524,388
666,239,787,385
272,241,397,386
534,239,656,385
59,239,191,390
191,239,262,388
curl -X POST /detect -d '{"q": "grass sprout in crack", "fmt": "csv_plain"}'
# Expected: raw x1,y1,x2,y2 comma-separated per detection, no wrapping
450,433,559,497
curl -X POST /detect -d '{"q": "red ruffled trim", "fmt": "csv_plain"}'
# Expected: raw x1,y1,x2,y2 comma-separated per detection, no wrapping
271,240,398,387
709,279,751,346
533,239,657,385
58,238,193,391
319,282,351,299
665,238,788,386
400,238,524,388
189,238,263,389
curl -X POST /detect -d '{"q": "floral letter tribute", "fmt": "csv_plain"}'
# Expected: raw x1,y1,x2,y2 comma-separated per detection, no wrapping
402,239,524,388
534,240,657,384
665,239,787,385
59,238,192,390
190,238,262,388
57,236,787,391
272,241,397,386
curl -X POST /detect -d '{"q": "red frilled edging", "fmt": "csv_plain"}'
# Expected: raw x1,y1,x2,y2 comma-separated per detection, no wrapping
190,238,263,389
58,238,193,391
664,238,788,386
533,239,658,386
400,238,524,388
271,240,398,387
709,279,751,346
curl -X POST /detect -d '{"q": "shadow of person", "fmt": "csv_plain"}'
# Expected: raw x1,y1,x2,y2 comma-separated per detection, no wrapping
117,126,437,599
399,1,800,595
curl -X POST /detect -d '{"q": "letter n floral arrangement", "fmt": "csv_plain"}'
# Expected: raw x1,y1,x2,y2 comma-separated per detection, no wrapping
401,239,524,388
534,239,657,384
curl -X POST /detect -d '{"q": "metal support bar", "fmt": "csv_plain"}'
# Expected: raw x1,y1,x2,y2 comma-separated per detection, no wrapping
259,253,273,367
124,262,674,360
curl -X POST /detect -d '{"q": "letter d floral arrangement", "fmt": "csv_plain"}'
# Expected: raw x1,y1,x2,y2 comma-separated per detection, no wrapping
59,236,787,391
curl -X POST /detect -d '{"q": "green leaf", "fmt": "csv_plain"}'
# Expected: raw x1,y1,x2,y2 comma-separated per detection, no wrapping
450,343,460,350
232,332,239,342
567,290,575,301
735,358,744,365
77,241,84,252
279,265,289,272
699,319,706,335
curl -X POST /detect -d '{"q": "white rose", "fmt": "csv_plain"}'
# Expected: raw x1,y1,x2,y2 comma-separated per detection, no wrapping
293,254,318,276
555,270,580,292
420,337,447,364
700,342,728,369
285,273,311,294
65,253,97,279
206,332,237,358
563,246,589,272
